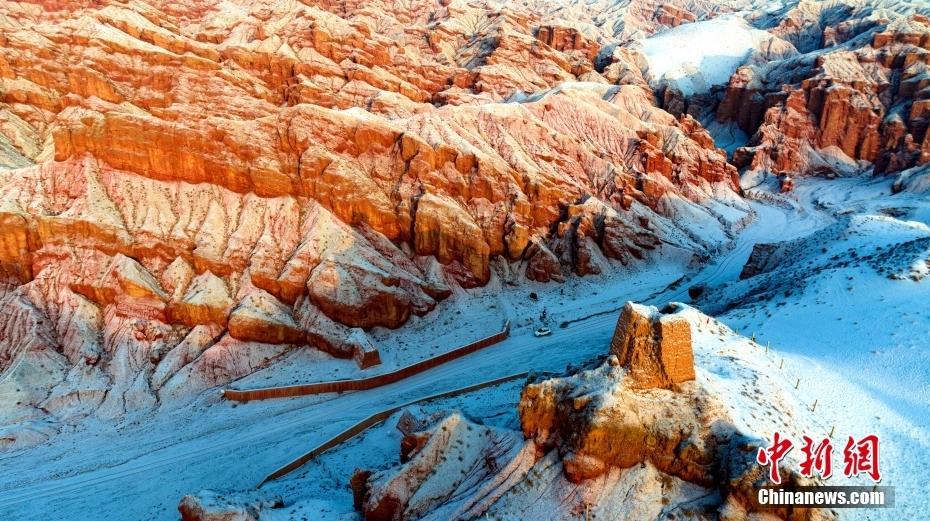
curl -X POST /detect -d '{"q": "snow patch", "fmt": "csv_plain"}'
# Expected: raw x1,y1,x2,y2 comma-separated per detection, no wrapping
640,16,776,95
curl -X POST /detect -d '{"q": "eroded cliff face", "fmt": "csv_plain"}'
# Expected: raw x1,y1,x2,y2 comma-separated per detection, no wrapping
0,0,749,439
721,9,930,182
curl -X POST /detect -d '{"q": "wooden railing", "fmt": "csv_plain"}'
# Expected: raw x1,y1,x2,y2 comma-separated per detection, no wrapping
223,320,510,402
257,369,555,487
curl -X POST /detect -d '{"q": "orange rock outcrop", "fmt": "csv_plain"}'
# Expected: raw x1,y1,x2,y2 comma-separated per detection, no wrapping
722,14,930,179
0,0,746,432
349,305,833,521
609,301,695,389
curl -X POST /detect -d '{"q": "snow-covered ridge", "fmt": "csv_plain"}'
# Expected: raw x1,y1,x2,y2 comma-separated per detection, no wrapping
639,15,784,95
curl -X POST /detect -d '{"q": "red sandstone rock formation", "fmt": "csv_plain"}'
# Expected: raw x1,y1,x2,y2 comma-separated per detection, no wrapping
722,13,930,178
536,24,601,62
523,0,732,42
0,0,749,440
653,4,697,29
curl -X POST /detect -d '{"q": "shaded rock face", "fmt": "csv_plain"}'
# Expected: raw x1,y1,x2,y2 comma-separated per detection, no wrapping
535,25,601,62
609,302,695,389
352,305,834,521
721,13,930,177
540,197,664,279
740,242,782,279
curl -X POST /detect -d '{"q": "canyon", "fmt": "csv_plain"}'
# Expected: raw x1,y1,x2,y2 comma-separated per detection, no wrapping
0,0,752,442
1,0,929,520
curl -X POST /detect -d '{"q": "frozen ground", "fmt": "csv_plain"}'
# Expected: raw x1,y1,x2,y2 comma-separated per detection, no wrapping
706,175,930,519
1,174,929,519
704,119,751,157
255,306,827,521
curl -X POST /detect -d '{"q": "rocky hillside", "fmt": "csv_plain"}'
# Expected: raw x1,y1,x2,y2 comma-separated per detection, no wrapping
4,1,930,518
349,305,831,521
2,0,928,458
720,4,930,187
0,0,752,440
181,304,833,521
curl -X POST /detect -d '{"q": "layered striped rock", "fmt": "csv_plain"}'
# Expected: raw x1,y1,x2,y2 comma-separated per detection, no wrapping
723,13,930,181
0,0,748,434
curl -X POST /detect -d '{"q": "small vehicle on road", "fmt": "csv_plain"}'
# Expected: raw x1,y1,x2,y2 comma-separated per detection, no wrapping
534,327,552,337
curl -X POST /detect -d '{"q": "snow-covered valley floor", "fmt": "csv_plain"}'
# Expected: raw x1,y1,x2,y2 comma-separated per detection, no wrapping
1,175,928,520
712,177,930,519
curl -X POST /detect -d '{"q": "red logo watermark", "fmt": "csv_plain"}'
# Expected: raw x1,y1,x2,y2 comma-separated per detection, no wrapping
756,432,881,485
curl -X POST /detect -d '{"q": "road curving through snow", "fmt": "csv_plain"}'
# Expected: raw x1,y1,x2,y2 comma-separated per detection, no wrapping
0,194,828,520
